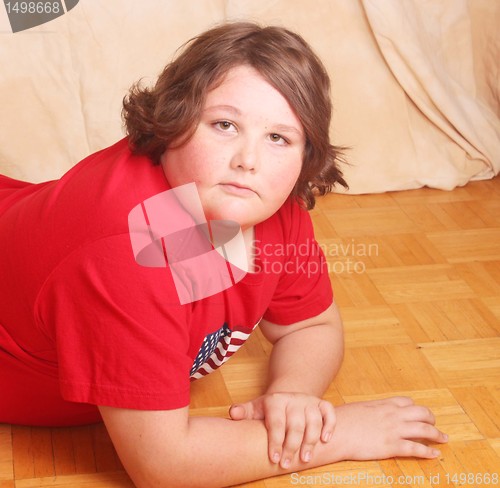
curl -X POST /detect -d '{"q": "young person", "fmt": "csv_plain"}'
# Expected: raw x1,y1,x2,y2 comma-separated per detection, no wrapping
0,22,447,487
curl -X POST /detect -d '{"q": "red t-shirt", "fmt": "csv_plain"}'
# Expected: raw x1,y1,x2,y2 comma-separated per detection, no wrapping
0,138,333,426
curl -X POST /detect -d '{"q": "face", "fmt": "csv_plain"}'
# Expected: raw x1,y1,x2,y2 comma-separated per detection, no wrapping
160,65,305,231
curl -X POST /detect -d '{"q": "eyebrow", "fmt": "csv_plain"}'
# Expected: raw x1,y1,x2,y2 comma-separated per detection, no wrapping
272,124,303,136
204,105,304,136
204,105,242,115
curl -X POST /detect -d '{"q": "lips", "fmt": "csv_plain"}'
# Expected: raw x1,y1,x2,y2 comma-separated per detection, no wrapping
219,182,257,197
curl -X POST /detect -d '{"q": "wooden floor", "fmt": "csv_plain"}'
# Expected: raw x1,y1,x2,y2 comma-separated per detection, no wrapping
1,178,499,487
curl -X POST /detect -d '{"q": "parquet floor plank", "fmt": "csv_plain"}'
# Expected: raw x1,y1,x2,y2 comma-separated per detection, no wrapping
341,305,413,348
0,426,13,481
12,427,35,480
427,228,500,263
419,338,500,388
323,207,417,237
450,387,500,438
30,429,54,479
51,429,77,477
455,262,500,297
2,178,499,487
489,439,500,457
367,264,475,304
69,426,97,474
483,297,500,321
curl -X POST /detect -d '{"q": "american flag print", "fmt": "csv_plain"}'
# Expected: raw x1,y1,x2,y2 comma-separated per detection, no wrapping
190,320,261,380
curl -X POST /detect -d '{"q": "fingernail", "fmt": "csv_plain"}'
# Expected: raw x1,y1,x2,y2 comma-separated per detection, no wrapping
282,458,291,469
272,452,280,463
443,433,449,441
323,431,332,442
304,451,311,462
432,449,441,457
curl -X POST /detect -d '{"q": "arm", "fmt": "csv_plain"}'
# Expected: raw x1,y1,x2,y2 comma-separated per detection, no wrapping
99,404,340,488
261,302,344,396
100,397,447,488
229,303,343,467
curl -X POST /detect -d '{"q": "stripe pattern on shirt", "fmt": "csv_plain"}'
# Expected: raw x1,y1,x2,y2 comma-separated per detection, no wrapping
190,320,260,380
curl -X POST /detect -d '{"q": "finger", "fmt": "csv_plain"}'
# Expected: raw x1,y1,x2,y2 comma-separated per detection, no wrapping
229,404,247,420
280,411,306,469
436,430,449,444
387,396,415,407
365,396,414,408
318,400,336,442
264,405,287,465
403,421,448,444
229,399,264,421
397,439,442,459
300,405,323,463
401,405,436,425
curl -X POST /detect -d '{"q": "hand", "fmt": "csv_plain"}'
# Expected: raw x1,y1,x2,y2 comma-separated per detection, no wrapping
333,397,448,460
229,392,335,468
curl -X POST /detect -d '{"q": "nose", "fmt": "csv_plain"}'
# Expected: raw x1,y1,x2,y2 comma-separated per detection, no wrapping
230,138,260,172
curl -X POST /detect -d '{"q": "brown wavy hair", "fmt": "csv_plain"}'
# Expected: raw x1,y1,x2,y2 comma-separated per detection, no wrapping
122,21,348,209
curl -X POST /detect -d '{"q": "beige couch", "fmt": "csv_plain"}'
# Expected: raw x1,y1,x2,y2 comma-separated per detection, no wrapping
0,0,498,193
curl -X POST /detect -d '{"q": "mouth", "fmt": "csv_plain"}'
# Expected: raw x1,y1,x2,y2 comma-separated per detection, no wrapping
219,182,257,197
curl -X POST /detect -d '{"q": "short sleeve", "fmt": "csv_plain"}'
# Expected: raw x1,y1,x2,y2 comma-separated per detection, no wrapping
262,200,333,325
35,233,193,410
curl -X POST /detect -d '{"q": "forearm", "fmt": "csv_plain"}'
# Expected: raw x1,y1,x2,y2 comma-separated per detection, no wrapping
147,415,346,488
181,397,447,487
265,305,344,396
103,396,447,488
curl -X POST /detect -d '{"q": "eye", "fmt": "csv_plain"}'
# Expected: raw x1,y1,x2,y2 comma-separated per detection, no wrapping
269,133,288,145
214,120,236,132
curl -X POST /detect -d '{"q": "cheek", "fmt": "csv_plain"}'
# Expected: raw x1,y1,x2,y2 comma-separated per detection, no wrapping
266,165,301,202
181,138,228,184
165,142,207,186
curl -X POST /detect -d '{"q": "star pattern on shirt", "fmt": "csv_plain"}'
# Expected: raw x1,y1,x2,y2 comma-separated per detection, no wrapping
190,323,231,376
189,320,260,380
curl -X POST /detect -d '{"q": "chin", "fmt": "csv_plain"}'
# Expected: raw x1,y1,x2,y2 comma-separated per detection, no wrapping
209,213,252,229
204,203,256,228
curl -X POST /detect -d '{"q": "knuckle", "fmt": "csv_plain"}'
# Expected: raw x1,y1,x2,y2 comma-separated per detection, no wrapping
421,422,437,438
304,417,322,434
399,440,421,457
322,404,336,423
266,417,285,432
416,406,435,424
303,431,321,445
407,442,423,457
264,393,281,408
319,399,334,411
395,396,414,406
287,418,306,433
283,438,301,455
426,408,436,423
305,404,322,420
307,415,323,432
419,424,442,443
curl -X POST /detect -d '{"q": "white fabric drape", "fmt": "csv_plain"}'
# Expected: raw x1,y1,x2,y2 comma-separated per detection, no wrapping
0,0,498,192
362,0,499,190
